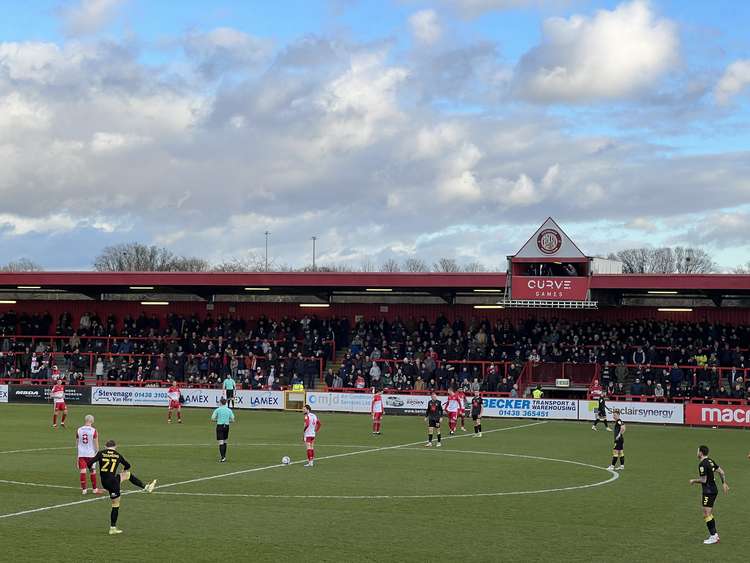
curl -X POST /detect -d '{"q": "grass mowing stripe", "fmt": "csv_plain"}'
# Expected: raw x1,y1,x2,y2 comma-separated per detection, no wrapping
0,420,547,519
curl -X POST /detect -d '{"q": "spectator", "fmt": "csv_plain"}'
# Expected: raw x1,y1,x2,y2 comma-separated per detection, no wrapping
654,383,664,398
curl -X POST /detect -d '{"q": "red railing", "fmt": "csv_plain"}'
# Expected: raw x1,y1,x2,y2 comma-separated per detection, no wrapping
323,387,513,397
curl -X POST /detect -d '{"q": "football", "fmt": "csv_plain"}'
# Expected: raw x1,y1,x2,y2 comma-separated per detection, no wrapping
281,456,291,465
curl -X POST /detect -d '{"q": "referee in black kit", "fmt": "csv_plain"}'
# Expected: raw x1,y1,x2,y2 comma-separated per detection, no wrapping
211,398,235,462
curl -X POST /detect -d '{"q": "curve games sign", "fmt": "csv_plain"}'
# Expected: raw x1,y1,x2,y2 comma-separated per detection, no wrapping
512,276,589,301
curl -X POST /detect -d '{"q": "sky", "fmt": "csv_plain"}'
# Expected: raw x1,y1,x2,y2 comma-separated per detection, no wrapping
0,0,749,271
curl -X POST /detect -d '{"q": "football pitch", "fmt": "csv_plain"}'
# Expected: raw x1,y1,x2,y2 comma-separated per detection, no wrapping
0,405,747,562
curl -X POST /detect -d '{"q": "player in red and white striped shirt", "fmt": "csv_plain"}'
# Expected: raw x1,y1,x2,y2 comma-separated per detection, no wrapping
166,381,182,424
76,415,100,495
371,389,383,435
303,405,322,467
456,387,467,432
51,381,67,428
444,388,460,435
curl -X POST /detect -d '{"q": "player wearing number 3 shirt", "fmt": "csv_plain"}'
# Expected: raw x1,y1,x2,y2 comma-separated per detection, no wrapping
76,415,100,495
303,404,322,467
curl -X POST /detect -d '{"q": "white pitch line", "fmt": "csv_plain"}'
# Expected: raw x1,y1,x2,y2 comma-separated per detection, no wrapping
0,443,375,456
0,479,77,490
0,420,547,520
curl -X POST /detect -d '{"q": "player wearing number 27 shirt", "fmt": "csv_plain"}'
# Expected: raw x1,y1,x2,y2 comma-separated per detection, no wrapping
76,414,100,495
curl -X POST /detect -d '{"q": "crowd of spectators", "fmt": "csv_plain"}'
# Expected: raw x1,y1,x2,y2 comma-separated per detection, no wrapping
2,310,750,399
1,311,345,389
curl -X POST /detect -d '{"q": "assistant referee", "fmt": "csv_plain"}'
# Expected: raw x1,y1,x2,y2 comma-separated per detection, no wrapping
211,398,235,463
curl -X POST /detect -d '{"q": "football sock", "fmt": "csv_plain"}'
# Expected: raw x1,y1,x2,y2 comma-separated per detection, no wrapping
80,473,87,489
611,456,618,466
91,472,98,489
478,424,482,433
219,444,227,458
52,415,57,425
428,434,433,443
603,420,608,428
705,515,717,535
619,456,625,466
110,507,119,526
177,412,181,420
310,448,314,461
437,433,441,443
129,474,145,489
61,413,66,423
474,426,478,434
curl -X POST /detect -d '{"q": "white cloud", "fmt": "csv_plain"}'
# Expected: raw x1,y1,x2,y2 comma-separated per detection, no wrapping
515,0,679,102
62,0,126,37
443,0,572,18
714,59,750,105
184,27,271,79
409,10,442,45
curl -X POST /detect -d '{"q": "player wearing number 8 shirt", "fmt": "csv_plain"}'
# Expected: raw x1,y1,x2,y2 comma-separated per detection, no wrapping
76,415,100,495
87,440,157,535
689,445,729,545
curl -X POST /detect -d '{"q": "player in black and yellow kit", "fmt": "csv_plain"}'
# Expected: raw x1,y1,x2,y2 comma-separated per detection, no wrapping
689,445,729,545
87,440,157,535
606,409,625,471
424,392,443,447
470,391,483,437
591,395,611,431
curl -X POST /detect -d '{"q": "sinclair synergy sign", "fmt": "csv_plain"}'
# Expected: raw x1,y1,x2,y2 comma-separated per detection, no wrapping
510,218,590,301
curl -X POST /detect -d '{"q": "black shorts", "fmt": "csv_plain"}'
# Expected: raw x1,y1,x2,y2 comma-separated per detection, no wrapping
216,424,230,441
471,411,481,420
427,418,441,428
701,494,717,508
613,439,624,451
597,410,606,419
101,475,121,500
225,389,234,399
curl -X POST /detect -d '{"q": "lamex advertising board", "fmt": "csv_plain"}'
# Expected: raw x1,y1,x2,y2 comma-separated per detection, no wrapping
305,392,373,413
0,384,8,403
481,397,578,419
685,404,750,428
91,387,284,410
579,400,683,425
8,385,91,404
180,389,283,410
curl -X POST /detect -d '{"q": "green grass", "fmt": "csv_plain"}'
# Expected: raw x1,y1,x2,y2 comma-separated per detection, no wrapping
0,405,748,562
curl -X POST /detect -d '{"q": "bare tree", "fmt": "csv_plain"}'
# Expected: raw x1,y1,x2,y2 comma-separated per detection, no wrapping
433,258,460,273
463,261,487,272
0,258,44,272
213,253,268,272
733,261,750,274
380,258,401,272
673,247,716,274
94,243,207,272
616,246,715,274
360,257,376,272
403,258,428,272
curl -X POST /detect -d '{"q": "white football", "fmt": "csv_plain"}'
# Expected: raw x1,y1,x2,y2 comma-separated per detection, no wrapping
281,456,291,465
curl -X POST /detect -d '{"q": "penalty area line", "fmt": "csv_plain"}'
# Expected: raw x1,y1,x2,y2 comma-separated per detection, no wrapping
0,420,547,520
